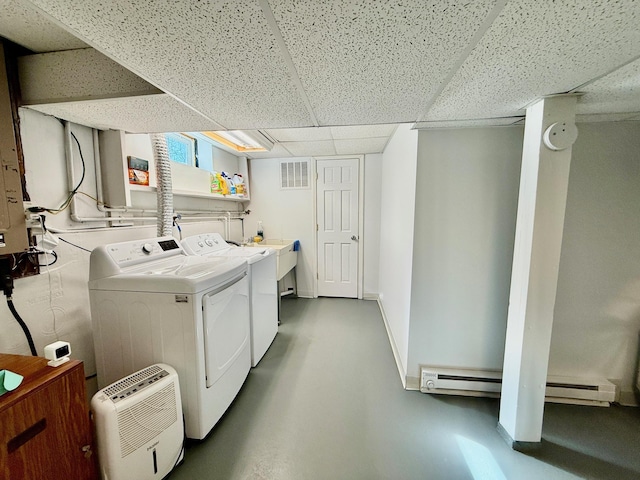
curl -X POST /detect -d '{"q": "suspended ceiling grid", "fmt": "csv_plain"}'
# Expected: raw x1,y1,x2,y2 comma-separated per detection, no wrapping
0,0,637,157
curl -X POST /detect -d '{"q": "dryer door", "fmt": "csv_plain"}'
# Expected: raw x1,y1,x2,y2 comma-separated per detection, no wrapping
202,273,250,388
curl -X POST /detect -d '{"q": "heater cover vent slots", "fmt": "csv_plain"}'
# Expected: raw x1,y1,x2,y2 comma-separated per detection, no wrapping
420,366,617,406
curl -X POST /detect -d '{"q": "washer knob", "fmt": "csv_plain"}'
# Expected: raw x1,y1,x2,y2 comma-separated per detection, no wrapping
142,243,153,254
205,239,214,247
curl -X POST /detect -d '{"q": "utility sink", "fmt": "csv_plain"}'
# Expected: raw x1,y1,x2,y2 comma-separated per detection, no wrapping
257,239,297,281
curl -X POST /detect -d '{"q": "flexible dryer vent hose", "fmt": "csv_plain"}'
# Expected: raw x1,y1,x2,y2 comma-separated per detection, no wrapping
150,134,173,237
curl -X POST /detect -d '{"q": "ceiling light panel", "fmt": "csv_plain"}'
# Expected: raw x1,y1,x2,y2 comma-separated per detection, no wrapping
577,58,640,115
268,0,498,125
27,94,223,133
0,0,87,52
422,0,640,121
28,0,314,129
246,143,293,159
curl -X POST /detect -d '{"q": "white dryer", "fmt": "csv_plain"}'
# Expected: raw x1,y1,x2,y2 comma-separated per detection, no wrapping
88,236,250,440
182,233,278,367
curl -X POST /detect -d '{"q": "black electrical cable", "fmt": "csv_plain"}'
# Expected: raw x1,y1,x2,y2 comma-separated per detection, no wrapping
7,297,37,356
38,250,58,267
59,237,92,253
26,129,87,215
2,258,38,356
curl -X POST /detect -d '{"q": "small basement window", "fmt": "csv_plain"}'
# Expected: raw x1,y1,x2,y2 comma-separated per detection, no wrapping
164,133,196,166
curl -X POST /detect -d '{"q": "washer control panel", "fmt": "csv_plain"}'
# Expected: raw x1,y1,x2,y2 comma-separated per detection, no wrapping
107,238,182,265
182,233,228,256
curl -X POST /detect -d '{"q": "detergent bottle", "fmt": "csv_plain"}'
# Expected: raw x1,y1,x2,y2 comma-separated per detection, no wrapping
217,173,229,195
256,221,264,242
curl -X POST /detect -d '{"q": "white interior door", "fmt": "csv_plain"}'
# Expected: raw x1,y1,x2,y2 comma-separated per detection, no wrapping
316,158,359,298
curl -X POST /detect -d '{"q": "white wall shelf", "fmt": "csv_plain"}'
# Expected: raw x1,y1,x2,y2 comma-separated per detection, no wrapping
101,132,251,207
127,184,247,202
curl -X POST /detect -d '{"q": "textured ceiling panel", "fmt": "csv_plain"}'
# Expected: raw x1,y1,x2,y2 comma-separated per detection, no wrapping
27,94,223,133
265,127,333,142
246,143,293,159
414,117,522,129
281,140,336,157
334,137,389,155
330,124,397,140
0,0,87,52
577,58,640,115
19,48,160,104
423,0,640,121
576,113,640,123
269,0,498,125
27,0,313,129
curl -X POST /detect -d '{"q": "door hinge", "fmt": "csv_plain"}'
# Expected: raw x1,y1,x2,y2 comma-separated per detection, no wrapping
316,223,318,231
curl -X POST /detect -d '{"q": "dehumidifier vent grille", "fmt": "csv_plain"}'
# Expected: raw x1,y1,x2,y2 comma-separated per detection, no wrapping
117,383,178,457
104,365,164,397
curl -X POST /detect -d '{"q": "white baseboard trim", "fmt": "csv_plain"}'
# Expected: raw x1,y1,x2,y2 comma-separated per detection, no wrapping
363,293,379,301
405,376,420,391
377,297,407,389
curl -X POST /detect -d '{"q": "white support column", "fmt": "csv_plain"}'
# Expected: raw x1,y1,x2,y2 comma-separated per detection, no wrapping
498,95,579,450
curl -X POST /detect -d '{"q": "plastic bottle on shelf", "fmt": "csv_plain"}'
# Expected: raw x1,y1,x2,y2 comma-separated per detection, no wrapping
257,221,264,242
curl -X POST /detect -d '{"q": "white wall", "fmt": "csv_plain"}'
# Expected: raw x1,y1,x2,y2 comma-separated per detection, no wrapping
363,153,382,298
377,124,418,381
0,109,243,391
246,157,316,297
551,121,640,402
406,127,523,382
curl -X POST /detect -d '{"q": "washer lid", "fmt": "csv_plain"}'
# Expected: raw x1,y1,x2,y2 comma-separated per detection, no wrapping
89,254,247,293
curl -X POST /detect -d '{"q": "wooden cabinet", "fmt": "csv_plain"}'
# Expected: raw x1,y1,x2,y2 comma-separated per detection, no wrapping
0,354,98,480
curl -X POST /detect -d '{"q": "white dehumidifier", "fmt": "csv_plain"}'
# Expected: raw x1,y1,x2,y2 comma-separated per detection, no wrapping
91,364,184,480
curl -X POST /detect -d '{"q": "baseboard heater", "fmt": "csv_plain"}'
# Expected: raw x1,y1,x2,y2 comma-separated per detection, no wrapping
420,367,617,406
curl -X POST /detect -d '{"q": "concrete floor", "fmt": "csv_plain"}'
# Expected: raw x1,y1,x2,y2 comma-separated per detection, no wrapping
167,297,640,480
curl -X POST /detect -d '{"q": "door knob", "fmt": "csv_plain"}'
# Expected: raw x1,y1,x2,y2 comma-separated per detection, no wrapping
351,235,359,241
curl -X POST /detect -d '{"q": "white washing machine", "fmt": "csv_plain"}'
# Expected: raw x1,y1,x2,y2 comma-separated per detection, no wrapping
88,236,250,440
182,233,278,367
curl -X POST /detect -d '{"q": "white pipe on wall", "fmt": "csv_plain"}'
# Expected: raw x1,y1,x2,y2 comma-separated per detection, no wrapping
62,123,158,224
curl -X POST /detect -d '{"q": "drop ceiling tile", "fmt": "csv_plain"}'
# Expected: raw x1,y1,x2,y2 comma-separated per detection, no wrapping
269,0,497,125
28,0,314,129
577,58,640,115
334,137,389,155
281,140,336,157
247,144,293,159
576,113,640,123
330,124,397,140
413,117,522,129
265,127,333,142
26,94,223,133
19,48,160,104
423,0,640,121
0,0,87,52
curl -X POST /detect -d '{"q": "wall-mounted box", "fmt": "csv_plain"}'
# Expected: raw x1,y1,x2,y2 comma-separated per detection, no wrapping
98,130,131,207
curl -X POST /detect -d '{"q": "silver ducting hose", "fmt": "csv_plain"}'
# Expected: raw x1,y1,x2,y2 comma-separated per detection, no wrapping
150,134,173,237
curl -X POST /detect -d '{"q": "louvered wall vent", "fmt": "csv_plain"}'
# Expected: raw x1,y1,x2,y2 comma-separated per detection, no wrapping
280,160,310,189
